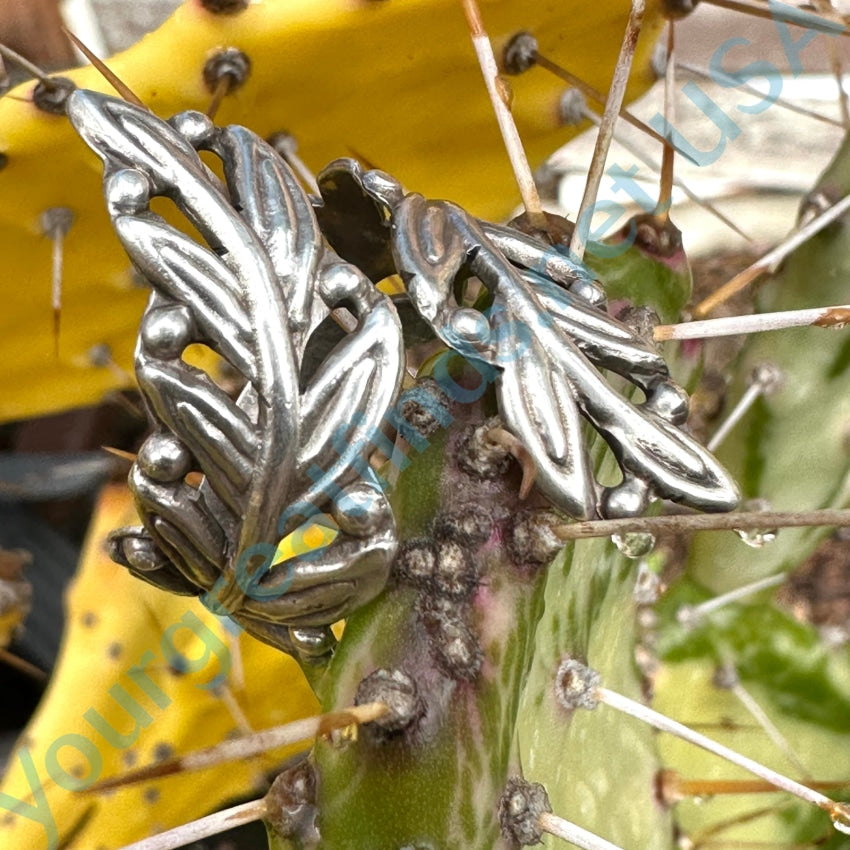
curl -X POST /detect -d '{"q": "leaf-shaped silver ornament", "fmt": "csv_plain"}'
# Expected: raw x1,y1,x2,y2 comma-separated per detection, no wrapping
69,95,739,661
68,92,405,658
316,160,739,522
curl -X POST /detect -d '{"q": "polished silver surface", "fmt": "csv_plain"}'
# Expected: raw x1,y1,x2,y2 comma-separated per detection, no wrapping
69,91,403,657
326,158,738,519
69,93,738,658
386,188,739,520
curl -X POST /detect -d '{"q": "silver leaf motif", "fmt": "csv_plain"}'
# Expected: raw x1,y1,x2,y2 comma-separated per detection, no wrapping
68,93,739,660
69,92,404,657
330,161,739,521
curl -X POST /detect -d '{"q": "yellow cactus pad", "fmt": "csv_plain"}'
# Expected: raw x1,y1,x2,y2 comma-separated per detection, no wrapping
0,0,663,423
0,483,319,850
272,520,338,567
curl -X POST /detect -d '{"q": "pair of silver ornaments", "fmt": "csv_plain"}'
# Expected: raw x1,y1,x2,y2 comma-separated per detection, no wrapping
67,90,738,658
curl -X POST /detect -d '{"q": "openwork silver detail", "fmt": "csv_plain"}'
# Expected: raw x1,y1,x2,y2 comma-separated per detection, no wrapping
321,160,739,520
68,92,739,658
69,92,403,656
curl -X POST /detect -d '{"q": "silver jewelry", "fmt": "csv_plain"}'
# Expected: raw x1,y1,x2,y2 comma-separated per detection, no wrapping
316,159,739,520
68,91,738,659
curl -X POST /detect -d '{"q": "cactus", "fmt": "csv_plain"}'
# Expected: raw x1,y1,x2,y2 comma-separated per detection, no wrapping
654,132,850,848
2,1,850,850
